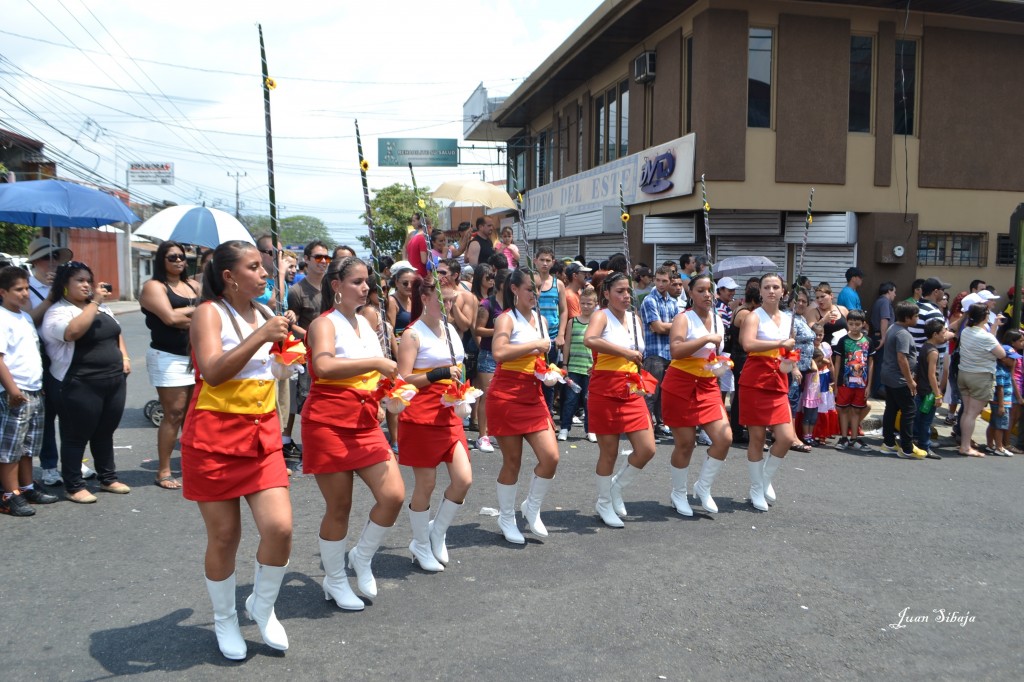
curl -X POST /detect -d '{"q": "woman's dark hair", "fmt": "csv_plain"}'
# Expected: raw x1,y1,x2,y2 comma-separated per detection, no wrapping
492,268,510,308
586,260,600,272
320,256,368,313
49,261,94,303
601,272,630,307
409,274,434,321
1002,329,1022,346
761,272,784,287
743,282,761,307
687,273,714,291
503,267,535,310
471,263,495,300
153,240,189,284
791,286,811,305
606,254,628,274
202,241,256,301
377,255,394,273
965,302,988,327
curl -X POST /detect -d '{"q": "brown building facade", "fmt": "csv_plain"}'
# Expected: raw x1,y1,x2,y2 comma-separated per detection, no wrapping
468,0,1024,302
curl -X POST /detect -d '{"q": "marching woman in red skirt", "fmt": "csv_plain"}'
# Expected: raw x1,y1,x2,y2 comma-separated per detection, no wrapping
584,273,656,528
738,273,800,511
302,257,404,608
662,274,733,515
182,240,292,659
487,267,560,544
396,274,471,572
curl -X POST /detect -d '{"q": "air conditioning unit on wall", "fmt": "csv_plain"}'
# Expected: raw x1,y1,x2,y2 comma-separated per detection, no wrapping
634,52,656,84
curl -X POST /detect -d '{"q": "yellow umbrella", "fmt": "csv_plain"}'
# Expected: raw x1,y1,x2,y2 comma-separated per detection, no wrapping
431,178,516,209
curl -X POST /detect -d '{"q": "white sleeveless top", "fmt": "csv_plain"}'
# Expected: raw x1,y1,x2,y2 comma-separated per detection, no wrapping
684,309,724,359
508,308,546,345
754,307,793,342
410,318,465,369
601,309,645,353
208,301,273,381
326,309,382,360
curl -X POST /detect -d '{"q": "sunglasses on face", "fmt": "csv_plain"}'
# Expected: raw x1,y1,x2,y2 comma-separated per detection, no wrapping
437,270,450,277
165,254,186,263
311,254,333,263
259,248,278,257
400,281,413,288
485,276,495,281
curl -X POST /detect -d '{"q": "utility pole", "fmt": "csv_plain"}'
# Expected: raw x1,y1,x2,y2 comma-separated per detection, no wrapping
227,171,246,219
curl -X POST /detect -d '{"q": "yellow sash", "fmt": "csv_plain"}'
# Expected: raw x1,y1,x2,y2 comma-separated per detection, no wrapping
317,370,381,391
669,357,714,377
593,354,638,373
749,349,781,358
501,355,538,374
195,378,276,414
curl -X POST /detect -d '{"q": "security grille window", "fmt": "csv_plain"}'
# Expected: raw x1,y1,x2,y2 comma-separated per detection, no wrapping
593,83,629,166
748,28,773,128
895,39,917,136
607,87,618,162
595,94,605,166
508,141,527,195
917,231,988,267
849,36,873,133
996,234,1016,266
535,131,547,187
618,80,629,159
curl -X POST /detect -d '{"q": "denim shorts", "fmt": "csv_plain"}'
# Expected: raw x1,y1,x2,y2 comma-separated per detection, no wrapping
477,349,497,374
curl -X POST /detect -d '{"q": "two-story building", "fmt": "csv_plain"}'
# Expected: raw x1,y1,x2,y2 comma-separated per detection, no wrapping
465,0,1024,299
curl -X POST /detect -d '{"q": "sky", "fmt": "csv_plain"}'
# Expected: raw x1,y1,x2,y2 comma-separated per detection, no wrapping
0,0,603,247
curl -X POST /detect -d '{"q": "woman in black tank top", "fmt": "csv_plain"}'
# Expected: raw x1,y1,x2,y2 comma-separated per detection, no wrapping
139,241,200,490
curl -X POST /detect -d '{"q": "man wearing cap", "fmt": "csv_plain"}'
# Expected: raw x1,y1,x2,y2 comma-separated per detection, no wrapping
715,277,739,331
564,261,591,318
838,267,865,312
639,266,677,436
910,277,953,360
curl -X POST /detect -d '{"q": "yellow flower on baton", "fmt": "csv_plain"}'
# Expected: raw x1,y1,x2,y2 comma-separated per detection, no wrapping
620,212,630,223
807,215,813,224
360,159,369,172
703,201,710,212
418,199,426,209
264,77,277,90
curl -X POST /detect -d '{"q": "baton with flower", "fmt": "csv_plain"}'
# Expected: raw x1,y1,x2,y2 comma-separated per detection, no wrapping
796,187,815,281
371,376,419,414
618,183,643,352
440,381,484,419
270,334,307,380
626,369,659,395
700,173,714,278
355,119,394,358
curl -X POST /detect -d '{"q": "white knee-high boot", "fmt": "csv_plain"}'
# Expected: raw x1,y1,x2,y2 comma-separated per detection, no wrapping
244,560,289,651
693,457,724,513
595,475,625,527
205,574,247,660
669,465,693,516
347,520,391,598
428,497,463,564
520,474,553,537
495,482,525,544
319,536,365,611
609,463,641,517
408,507,444,572
762,455,783,505
747,460,769,511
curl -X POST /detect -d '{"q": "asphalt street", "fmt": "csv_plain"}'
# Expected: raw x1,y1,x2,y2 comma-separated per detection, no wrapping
3,310,1022,681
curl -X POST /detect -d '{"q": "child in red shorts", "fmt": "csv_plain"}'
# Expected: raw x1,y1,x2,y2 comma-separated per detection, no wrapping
833,310,871,450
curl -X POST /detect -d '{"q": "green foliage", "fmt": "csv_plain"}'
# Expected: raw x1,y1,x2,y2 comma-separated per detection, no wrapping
241,214,333,251
357,183,440,259
0,222,37,255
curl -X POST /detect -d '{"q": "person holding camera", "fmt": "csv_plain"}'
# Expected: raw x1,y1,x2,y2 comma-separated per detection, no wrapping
41,261,131,503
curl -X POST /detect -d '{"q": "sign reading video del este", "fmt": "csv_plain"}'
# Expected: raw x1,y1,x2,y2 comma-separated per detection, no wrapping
525,133,695,218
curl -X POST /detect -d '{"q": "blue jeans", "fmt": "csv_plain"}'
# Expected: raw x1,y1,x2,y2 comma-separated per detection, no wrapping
560,372,589,432
914,394,937,451
40,371,61,469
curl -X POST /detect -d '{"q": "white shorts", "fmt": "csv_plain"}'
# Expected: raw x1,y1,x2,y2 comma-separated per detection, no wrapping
146,348,195,388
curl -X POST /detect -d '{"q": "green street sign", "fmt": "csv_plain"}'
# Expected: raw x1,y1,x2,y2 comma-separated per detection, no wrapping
378,138,458,167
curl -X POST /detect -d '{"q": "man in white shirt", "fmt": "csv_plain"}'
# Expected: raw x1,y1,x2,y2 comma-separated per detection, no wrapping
25,237,72,326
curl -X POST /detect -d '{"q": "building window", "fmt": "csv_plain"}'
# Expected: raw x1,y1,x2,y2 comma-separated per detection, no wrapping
996,234,1016,266
917,231,988,267
577,103,583,173
607,87,618,162
594,94,605,166
508,139,527,195
748,28,773,128
849,36,873,133
685,36,693,133
534,130,547,187
619,80,629,158
895,39,917,135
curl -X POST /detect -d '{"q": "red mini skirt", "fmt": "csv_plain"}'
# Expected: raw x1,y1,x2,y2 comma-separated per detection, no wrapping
738,356,792,426
398,422,469,468
587,370,652,435
486,368,553,436
661,367,727,428
301,420,393,474
182,446,289,502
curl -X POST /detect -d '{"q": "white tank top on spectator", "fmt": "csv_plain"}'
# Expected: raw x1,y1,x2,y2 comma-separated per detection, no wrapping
684,309,724,359
601,309,645,353
410,318,464,369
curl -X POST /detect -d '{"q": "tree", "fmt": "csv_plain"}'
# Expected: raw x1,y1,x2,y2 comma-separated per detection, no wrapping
358,183,440,259
0,223,36,256
241,214,333,251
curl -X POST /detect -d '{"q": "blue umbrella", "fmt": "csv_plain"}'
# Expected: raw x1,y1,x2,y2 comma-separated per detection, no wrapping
0,179,139,227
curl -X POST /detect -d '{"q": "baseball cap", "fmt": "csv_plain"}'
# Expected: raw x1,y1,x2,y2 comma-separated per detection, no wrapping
961,292,984,312
390,260,416,275
978,290,1000,302
716,276,739,291
1003,344,1022,360
565,261,593,276
922,277,951,296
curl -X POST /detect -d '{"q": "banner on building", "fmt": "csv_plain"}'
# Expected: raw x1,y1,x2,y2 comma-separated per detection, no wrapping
378,139,458,167
128,162,174,185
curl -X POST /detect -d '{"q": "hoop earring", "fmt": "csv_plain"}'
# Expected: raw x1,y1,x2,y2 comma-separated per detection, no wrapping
231,280,239,292
334,291,343,305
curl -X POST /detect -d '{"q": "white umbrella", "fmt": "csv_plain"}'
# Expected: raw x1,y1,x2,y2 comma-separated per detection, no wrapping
432,179,516,209
135,205,255,249
714,255,779,279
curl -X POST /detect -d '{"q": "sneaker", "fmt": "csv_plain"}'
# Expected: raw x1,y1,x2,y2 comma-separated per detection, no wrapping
0,494,35,516
835,437,850,450
282,441,303,459
81,463,97,479
557,429,568,441
476,436,495,453
41,468,63,486
587,432,597,443
879,443,899,456
22,485,58,504
659,424,671,436
995,447,1014,457
696,430,712,446
909,445,928,460
572,415,583,425
854,438,872,452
